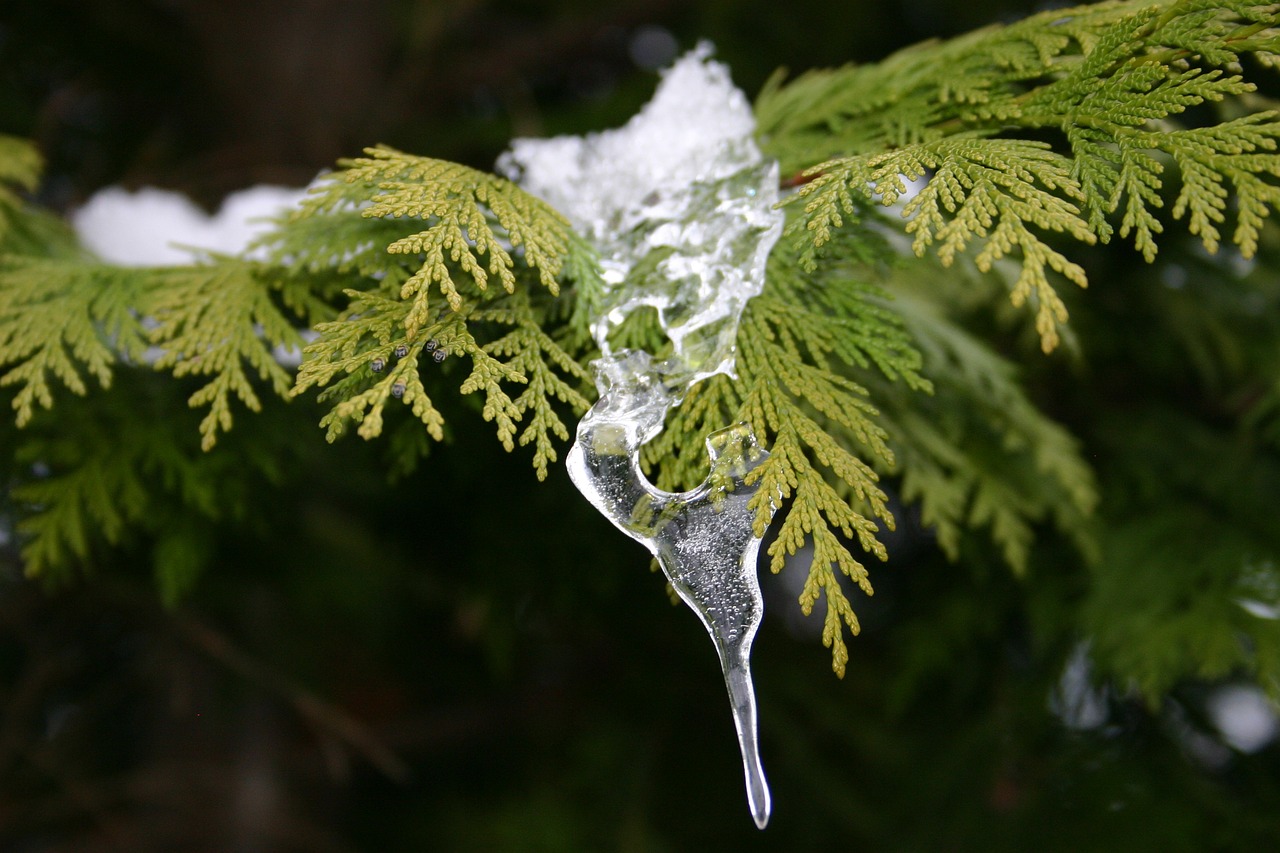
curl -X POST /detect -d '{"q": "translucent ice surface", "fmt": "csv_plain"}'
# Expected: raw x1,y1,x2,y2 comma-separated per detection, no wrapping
500,42,783,389
565,352,773,828
505,46,784,828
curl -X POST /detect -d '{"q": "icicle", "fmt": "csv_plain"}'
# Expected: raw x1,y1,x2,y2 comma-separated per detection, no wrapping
503,45,784,827
565,351,773,828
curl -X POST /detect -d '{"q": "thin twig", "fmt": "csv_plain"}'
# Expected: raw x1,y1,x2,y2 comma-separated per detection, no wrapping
167,613,411,784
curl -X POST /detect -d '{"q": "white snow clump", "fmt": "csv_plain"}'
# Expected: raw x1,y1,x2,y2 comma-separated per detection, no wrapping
73,184,308,266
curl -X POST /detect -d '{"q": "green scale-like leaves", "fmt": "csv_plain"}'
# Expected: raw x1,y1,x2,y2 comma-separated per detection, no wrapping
476,298,592,480
2,0,1279,686
793,137,1095,350
148,260,306,450
0,138,320,582
874,273,1100,573
0,260,148,426
763,0,1280,352
0,258,312,451
337,146,568,331
640,239,933,675
0,135,43,247
290,149,595,480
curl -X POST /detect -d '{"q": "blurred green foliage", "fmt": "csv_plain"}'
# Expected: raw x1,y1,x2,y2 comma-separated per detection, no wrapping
2,1,1280,851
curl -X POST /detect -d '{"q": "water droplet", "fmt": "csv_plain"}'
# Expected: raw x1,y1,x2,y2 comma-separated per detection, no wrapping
370,357,386,373
391,382,406,398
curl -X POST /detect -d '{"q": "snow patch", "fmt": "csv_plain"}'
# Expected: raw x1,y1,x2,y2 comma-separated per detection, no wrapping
73,185,308,266
500,42,782,390
1207,684,1279,753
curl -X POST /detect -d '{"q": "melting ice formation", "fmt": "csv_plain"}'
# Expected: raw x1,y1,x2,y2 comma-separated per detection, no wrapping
502,45,785,828
566,354,776,827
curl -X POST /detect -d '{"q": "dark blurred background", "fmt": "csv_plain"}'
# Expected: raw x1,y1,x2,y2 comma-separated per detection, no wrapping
2,0,1049,208
4,1,1280,851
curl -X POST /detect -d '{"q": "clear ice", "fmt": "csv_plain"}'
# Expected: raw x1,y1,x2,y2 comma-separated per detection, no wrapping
502,45,785,828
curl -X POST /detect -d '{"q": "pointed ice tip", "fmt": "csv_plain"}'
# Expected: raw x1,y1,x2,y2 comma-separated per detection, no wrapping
747,775,771,829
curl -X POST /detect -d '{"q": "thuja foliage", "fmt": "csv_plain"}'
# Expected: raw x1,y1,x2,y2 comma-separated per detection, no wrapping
2,0,1280,693
281,148,592,480
761,0,1280,351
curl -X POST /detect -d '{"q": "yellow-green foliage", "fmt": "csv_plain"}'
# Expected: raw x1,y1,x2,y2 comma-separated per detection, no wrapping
148,259,307,450
0,136,81,258
0,258,311,450
760,0,1280,352
332,146,567,331
2,0,1279,684
0,136,42,238
0,261,142,425
640,239,933,675
287,151,595,480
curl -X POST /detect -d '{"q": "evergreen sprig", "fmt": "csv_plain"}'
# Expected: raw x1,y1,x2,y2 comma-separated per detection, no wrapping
7,385,285,596
1083,408,1280,702
11,430,151,577
874,274,1099,572
0,260,148,426
3,0,1278,694
792,137,1095,350
761,0,1280,351
0,135,42,243
642,238,931,675
298,287,449,443
289,150,595,477
473,292,592,480
332,146,570,332
147,259,306,450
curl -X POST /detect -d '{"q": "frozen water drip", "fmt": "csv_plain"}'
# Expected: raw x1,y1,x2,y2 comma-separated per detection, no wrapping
565,352,774,828
503,45,785,827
